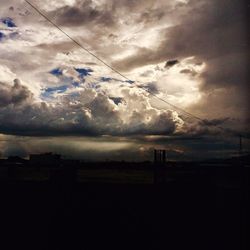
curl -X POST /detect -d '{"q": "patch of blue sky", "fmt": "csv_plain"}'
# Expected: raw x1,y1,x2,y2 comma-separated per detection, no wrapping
0,31,19,42
45,85,69,94
69,92,80,98
1,17,17,28
125,80,135,84
109,97,123,105
41,80,82,100
100,77,113,82
99,77,134,84
72,82,81,87
75,68,93,79
49,68,63,77
40,91,52,100
41,85,69,99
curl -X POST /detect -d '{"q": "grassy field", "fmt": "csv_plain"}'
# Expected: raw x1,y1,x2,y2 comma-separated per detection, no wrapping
78,169,154,183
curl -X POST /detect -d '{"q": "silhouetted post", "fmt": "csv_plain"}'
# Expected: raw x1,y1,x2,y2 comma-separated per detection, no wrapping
239,134,242,156
154,149,166,184
162,150,166,163
154,149,157,163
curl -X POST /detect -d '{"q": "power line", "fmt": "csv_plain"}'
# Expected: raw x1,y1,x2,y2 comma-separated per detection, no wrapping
23,0,234,134
24,0,130,81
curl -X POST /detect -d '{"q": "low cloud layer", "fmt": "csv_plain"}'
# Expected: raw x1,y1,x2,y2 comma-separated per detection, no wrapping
0,79,184,136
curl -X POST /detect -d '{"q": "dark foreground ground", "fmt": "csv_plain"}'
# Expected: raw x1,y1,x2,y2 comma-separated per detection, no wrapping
4,163,249,250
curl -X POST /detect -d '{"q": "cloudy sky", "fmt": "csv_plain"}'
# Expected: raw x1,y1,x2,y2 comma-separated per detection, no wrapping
0,0,249,160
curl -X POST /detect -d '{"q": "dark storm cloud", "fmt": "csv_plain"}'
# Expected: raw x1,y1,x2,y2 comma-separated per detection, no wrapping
48,0,173,30
141,82,159,94
200,53,248,90
131,133,244,161
0,81,183,137
111,0,249,123
50,0,115,27
113,0,248,89
0,79,33,107
200,118,229,127
99,0,162,17
2,142,27,158
136,8,165,24
109,97,123,105
165,59,179,68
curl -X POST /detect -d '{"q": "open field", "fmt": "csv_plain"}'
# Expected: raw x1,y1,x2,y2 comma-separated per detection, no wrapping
4,161,249,250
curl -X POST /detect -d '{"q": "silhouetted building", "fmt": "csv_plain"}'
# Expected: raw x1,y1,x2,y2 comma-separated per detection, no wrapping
30,153,61,166
7,156,26,164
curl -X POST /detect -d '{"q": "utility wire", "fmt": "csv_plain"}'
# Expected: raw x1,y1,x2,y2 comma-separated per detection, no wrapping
24,0,131,81
24,0,237,135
